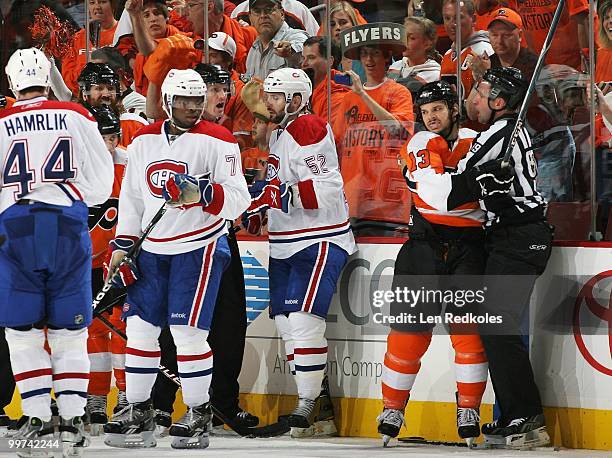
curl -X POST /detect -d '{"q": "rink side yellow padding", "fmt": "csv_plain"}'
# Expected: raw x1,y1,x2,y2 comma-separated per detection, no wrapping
6,389,611,450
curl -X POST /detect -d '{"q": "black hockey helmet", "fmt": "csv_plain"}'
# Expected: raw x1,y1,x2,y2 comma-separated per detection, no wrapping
193,63,231,86
482,66,527,110
89,105,121,136
77,62,120,93
415,80,458,108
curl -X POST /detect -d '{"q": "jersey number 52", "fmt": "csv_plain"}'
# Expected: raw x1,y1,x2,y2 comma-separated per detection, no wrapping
3,138,76,199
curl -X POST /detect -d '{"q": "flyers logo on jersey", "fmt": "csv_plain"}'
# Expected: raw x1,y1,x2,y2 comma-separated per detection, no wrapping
146,160,188,198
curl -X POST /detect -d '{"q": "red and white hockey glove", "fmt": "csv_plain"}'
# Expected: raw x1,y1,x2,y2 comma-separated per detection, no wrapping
247,180,291,214
104,237,139,288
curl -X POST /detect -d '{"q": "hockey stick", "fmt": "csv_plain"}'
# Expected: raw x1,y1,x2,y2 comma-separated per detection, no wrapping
501,0,566,167
91,203,167,312
94,313,290,438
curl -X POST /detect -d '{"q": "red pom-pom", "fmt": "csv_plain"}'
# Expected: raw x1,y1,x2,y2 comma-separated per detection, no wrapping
29,6,76,59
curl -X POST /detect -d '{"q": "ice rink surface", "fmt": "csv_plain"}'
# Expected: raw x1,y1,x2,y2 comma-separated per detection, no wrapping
11,435,604,458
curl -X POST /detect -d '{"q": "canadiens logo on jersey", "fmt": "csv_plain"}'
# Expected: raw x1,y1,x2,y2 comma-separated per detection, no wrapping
146,160,188,198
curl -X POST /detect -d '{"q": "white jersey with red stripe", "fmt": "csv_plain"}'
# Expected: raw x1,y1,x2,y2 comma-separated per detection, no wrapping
116,120,250,255
0,97,113,214
267,114,356,259
403,128,484,227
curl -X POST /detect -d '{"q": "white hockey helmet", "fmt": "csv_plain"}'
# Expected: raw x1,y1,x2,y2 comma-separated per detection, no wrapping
5,47,51,94
263,68,312,125
161,69,207,130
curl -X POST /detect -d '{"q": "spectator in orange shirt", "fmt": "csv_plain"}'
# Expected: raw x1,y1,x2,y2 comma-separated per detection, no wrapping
597,0,612,83
186,0,257,74
440,0,493,101
338,34,415,235
62,0,119,96
126,0,184,96
476,0,590,71
301,36,349,147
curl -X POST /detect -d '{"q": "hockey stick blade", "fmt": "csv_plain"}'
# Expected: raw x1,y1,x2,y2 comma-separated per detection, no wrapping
398,436,468,447
94,312,289,438
501,0,566,167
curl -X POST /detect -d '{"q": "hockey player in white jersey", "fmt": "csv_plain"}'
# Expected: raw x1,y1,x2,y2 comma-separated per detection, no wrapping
103,68,250,449
0,48,114,457
245,68,356,434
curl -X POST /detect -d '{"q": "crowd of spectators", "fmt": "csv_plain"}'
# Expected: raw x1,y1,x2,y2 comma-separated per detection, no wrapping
1,0,611,238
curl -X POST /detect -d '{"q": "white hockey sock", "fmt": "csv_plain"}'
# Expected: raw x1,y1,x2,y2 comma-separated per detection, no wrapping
124,316,161,404
171,325,212,408
274,314,296,375
47,327,90,418
5,328,53,421
288,312,327,400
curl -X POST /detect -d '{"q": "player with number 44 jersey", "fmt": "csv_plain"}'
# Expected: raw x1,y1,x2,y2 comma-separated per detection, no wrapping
0,48,113,457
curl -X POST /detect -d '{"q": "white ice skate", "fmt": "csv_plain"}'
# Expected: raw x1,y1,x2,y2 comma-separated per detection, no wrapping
376,408,405,447
290,376,338,438
85,394,107,436
13,416,55,458
169,402,211,449
59,416,90,457
457,406,480,448
103,401,156,448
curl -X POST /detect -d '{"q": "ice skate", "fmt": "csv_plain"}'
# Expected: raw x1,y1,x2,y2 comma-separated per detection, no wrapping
169,402,211,449
114,390,128,414
85,394,107,436
500,414,550,449
154,409,172,438
286,397,316,438
482,419,506,447
291,376,337,438
14,416,55,458
59,416,89,457
376,408,405,447
457,405,480,448
211,408,259,436
0,413,11,438
103,400,156,448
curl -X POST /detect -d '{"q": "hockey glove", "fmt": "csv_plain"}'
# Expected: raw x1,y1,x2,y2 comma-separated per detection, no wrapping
104,237,139,288
242,210,265,235
467,158,515,198
163,173,214,208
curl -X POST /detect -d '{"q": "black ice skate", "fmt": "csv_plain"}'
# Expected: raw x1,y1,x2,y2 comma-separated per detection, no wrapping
291,375,337,438
211,408,259,436
457,405,480,447
154,409,172,438
103,400,156,448
85,394,107,436
499,414,550,449
14,416,55,458
59,416,90,457
376,408,405,447
169,402,212,449
0,413,11,438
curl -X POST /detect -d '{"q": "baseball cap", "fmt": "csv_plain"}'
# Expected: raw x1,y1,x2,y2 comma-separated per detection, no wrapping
249,0,282,8
487,7,523,30
194,32,237,59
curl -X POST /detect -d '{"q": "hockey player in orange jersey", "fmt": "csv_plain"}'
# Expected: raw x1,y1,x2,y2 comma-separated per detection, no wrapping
378,81,488,447
85,106,128,435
